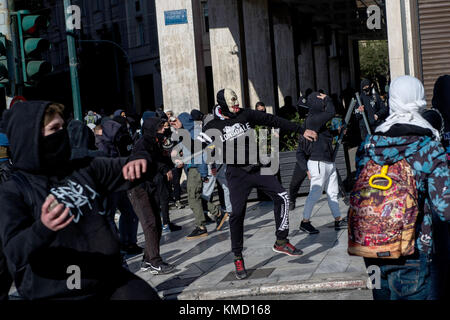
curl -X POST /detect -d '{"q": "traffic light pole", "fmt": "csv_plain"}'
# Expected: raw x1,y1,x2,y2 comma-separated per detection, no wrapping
0,0,15,107
64,0,82,121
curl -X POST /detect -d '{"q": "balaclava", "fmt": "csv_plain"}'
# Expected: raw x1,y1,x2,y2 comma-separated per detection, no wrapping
305,92,327,132
361,78,372,96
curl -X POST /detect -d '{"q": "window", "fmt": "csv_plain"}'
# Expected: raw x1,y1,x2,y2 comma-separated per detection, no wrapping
135,0,141,12
202,1,209,33
136,22,145,46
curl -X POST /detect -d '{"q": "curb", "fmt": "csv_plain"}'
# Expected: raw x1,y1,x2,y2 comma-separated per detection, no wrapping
175,276,368,300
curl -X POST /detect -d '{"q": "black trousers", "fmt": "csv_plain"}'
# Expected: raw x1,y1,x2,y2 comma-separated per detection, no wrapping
128,184,163,266
226,166,290,256
0,239,13,300
153,173,171,225
289,162,308,202
171,167,183,201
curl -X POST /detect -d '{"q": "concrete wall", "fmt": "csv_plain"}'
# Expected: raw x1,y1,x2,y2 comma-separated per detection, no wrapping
329,57,341,96
242,0,275,112
208,0,244,108
155,0,206,115
314,45,329,93
298,35,315,94
273,7,297,108
385,0,421,81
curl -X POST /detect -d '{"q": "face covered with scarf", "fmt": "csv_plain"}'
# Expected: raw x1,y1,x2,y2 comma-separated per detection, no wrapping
375,75,440,140
40,107,72,175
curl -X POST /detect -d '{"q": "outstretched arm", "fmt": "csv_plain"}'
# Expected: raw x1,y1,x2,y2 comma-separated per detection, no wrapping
244,109,317,141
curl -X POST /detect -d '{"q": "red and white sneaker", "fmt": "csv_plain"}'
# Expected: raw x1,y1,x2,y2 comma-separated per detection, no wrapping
234,256,248,280
272,241,303,256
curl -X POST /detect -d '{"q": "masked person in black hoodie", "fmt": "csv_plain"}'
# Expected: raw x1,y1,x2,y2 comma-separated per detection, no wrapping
128,116,177,274
296,93,346,234
199,89,317,280
0,101,159,300
356,78,389,142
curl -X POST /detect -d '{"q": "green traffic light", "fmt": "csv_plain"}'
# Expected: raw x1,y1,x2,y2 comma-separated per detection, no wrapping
26,60,52,80
22,15,49,35
24,38,50,56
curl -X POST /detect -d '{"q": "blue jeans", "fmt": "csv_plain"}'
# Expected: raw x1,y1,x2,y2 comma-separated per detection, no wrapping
364,252,432,300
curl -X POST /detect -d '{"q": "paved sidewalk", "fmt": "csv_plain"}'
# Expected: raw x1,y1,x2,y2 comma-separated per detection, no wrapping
125,194,370,300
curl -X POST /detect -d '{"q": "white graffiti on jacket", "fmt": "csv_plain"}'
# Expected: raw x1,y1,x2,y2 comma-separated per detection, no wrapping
50,180,99,223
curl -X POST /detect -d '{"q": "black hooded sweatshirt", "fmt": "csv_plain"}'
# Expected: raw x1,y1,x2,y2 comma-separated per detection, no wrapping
132,117,173,185
296,93,336,170
201,89,304,167
0,101,149,300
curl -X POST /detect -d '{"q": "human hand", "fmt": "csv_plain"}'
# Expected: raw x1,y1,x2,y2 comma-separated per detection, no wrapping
123,159,147,181
317,93,327,100
175,160,184,169
357,106,364,113
303,129,318,142
166,170,173,181
41,195,74,231
374,114,378,121
169,117,182,129
307,171,311,180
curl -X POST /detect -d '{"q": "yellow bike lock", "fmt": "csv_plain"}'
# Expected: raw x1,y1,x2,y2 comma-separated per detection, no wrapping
369,165,392,191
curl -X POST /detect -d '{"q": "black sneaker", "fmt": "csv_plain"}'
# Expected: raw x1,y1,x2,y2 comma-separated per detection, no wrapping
141,261,175,274
300,221,320,234
186,226,208,240
289,201,295,211
169,222,182,232
216,212,229,231
273,241,303,256
334,219,347,230
234,256,248,280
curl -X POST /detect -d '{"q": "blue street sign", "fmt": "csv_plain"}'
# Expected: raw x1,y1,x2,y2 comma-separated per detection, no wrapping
164,9,188,25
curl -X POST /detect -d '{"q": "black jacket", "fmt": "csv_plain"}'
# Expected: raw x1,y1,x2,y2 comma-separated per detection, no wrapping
356,80,389,137
296,94,336,170
201,106,303,167
0,101,149,300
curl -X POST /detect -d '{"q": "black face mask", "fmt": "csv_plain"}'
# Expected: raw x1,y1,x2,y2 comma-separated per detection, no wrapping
41,128,72,174
164,128,172,137
364,88,372,95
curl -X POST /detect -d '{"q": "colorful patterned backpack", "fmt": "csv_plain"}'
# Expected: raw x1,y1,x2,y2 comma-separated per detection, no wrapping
348,159,419,259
